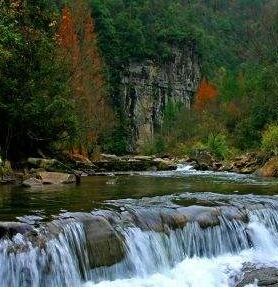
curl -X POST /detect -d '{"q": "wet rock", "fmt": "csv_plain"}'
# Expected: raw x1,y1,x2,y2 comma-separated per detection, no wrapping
0,222,33,239
160,209,187,230
68,153,93,166
130,208,165,232
218,206,248,223
23,177,43,187
219,162,233,172
36,172,76,185
177,206,220,228
71,213,126,268
257,156,278,178
236,266,278,287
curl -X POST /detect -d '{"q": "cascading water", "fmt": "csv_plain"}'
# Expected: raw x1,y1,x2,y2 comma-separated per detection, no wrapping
0,222,90,286
1,194,278,286
88,208,278,287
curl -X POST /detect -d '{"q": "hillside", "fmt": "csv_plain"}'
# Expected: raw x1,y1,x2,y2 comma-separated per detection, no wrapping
0,0,277,162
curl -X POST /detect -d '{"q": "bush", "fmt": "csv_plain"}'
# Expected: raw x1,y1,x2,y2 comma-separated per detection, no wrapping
206,133,229,160
139,136,166,156
261,124,278,155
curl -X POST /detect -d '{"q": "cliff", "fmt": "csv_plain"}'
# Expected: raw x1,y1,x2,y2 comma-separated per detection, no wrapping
121,44,201,149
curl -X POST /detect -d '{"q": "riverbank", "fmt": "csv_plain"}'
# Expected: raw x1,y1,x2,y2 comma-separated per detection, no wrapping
0,151,277,187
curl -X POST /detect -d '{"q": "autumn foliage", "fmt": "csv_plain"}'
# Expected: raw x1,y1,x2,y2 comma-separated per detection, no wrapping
194,79,218,111
57,1,113,156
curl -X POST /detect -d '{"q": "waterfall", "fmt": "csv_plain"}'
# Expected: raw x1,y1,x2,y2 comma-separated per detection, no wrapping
1,206,278,286
0,222,89,286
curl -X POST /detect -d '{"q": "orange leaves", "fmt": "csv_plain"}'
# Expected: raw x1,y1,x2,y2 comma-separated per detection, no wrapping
56,2,113,153
57,7,79,67
193,79,218,111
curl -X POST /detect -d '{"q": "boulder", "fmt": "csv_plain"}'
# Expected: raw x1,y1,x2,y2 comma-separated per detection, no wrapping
36,172,76,185
189,150,215,171
153,158,177,171
65,213,126,268
257,156,278,178
83,215,125,268
0,222,33,239
236,266,278,287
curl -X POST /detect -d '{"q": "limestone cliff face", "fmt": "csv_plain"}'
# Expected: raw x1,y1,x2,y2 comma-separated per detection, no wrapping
121,44,201,148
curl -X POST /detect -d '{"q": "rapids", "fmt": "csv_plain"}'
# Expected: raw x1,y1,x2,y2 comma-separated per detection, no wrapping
0,166,277,287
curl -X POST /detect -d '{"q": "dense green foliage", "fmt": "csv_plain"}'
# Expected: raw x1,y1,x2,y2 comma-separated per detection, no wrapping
0,1,78,160
89,0,276,157
0,0,277,160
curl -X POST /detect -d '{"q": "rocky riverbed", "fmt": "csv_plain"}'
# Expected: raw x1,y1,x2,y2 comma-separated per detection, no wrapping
0,150,277,187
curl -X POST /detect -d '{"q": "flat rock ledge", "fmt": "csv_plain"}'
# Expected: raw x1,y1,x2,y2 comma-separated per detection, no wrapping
93,154,177,172
23,172,76,187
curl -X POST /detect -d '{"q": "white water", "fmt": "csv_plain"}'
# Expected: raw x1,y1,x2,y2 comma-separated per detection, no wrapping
176,164,195,172
0,222,90,286
85,211,278,287
1,203,278,286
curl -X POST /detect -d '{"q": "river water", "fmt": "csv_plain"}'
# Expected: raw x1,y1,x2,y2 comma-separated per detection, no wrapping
0,166,277,287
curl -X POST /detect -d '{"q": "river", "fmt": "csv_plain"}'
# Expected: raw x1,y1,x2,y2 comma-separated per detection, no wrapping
0,165,277,286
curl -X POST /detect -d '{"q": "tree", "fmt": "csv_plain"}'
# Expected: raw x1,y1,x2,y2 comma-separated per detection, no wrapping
57,1,114,156
193,79,218,111
0,0,77,160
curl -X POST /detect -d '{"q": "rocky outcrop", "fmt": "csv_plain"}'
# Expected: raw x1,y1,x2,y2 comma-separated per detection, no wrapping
257,156,278,178
121,44,200,148
119,205,248,233
227,153,265,174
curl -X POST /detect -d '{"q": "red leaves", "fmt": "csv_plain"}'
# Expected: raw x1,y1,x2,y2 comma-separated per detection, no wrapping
194,79,218,111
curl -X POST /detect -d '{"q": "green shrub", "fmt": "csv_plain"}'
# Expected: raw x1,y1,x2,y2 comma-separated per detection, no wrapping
139,136,166,156
206,133,229,160
261,124,278,155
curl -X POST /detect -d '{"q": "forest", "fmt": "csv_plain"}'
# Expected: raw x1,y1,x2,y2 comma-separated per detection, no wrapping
0,0,277,163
